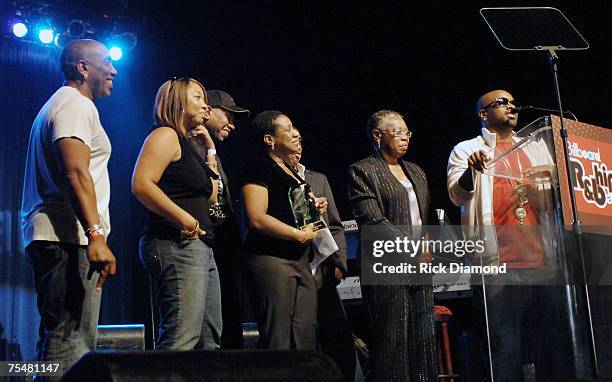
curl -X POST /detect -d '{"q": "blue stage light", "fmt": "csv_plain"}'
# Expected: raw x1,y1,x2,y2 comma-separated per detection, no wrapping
109,46,123,61
38,28,54,44
12,22,28,38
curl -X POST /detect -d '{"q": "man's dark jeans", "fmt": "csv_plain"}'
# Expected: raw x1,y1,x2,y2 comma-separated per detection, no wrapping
27,241,101,381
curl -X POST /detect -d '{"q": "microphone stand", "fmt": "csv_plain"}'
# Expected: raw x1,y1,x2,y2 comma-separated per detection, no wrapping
518,105,578,121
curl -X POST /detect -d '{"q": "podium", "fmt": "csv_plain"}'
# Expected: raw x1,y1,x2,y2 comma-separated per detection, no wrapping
470,116,612,381
549,116,612,232
481,117,563,276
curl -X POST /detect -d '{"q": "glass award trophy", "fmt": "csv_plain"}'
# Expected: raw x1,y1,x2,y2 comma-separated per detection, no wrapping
288,182,326,232
288,181,339,273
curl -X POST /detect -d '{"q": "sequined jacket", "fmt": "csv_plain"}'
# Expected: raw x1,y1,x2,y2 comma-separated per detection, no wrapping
347,152,430,238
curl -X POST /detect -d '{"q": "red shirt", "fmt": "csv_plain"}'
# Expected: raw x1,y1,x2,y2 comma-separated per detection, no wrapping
492,142,544,268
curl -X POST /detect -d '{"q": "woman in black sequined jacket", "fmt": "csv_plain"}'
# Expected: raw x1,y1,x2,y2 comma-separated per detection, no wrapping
348,110,437,382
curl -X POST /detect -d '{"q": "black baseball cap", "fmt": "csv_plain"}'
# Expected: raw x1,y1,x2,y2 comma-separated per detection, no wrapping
207,90,250,117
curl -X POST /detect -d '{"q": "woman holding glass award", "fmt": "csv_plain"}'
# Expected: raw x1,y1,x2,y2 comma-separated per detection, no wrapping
240,110,326,350
348,110,437,381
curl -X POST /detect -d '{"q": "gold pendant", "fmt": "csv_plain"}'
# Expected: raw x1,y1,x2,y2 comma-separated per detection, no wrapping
515,207,527,230
514,182,528,229
515,207,527,220
515,184,527,196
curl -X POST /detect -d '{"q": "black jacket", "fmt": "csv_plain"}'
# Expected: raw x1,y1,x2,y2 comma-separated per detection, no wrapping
348,152,430,229
304,169,348,289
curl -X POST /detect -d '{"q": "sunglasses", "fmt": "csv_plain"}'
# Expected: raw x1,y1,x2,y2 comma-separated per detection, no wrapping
482,97,519,110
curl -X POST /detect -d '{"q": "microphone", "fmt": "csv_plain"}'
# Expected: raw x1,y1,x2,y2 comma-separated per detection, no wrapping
513,105,578,121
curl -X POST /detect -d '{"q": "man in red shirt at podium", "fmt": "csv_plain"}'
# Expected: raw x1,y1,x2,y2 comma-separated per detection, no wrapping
447,89,572,382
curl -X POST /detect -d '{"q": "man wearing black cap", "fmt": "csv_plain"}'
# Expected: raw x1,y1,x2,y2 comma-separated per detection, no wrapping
189,90,249,349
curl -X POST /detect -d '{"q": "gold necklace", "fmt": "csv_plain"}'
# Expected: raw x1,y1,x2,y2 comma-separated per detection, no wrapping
502,152,528,230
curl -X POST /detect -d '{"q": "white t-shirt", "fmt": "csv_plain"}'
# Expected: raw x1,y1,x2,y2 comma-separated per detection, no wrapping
399,178,423,238
21,86,112,247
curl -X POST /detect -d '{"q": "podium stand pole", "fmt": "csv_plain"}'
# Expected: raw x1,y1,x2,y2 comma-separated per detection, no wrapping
544,46,599,377
480,7,598,378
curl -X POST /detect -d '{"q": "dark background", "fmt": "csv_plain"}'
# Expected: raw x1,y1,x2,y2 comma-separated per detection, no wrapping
0,0,610,366
132,0,611,227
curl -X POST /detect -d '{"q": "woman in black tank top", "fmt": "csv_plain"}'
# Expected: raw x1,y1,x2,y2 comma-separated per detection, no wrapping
132,78,223,350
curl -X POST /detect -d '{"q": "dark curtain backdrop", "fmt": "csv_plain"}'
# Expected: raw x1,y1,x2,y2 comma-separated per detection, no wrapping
0,37,153,361
0,38,62,361
1,0,611,370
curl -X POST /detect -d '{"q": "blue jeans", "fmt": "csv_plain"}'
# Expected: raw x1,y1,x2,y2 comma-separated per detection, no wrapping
27,241,101,381
140,235,222,350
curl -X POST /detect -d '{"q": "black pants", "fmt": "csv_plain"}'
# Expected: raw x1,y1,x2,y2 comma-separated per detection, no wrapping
472,284,575,382
213,242,244,349
317,284,356,382
362,284,437,382
246,253,317,349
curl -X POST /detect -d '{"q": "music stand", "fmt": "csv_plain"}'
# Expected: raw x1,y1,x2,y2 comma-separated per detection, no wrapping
480,7,598,378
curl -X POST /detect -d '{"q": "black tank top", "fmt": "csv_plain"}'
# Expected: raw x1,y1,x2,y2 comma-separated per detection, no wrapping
144,129,216,243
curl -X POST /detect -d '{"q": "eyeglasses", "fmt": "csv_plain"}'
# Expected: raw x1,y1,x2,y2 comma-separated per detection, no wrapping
482,97,519,110
378,128,413,138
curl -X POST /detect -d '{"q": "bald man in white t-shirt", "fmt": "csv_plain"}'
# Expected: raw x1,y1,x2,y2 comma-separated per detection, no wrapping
21,39,117,377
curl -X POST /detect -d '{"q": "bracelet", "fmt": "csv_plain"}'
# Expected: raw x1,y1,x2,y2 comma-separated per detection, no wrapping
85,223,104,238
298,229,309,244
190,220,200,233
206,148,217,156
181,220,199,233
87,230,104,240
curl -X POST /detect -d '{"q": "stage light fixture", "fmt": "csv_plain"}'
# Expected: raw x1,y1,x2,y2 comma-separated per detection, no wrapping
12,22,28,38
54,32,71,48
7,7,137,55
109,46,123,61
37,27,54,44
119,32,138,50
67,19,86,38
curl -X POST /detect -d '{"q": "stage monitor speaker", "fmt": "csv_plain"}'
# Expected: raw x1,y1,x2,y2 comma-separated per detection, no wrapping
61,349,344,382
97,324,145,351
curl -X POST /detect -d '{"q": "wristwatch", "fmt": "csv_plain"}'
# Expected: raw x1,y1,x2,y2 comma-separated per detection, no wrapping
85,223,105,238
